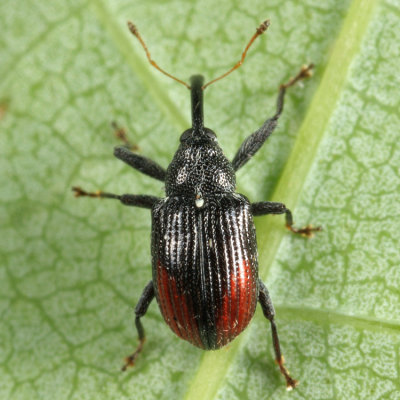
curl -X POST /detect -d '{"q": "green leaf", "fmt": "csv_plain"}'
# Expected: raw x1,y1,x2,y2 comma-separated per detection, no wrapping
1,0,399,399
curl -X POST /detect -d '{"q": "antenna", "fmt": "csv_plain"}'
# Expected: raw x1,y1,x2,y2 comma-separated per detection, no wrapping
127,22,190,89
202,20,270,90
128,20,270,91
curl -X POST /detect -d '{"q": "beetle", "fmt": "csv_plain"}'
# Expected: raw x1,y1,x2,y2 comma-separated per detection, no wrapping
73,20,321,390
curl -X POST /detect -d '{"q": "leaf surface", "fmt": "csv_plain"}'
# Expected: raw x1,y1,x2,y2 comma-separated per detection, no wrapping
1,0,399,399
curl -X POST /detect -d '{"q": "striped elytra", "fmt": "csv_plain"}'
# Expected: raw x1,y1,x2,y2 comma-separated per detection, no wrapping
152,193,258,349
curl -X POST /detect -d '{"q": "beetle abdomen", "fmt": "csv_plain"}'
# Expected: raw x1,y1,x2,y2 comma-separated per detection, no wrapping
152,193,259,349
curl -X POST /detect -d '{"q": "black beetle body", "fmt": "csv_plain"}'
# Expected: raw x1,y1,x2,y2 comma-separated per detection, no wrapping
153,191,258,350
153,76,258,350
73,22,321,390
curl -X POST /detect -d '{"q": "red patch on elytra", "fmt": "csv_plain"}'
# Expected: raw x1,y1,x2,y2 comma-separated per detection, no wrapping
216,259,257,347
156,261,204,348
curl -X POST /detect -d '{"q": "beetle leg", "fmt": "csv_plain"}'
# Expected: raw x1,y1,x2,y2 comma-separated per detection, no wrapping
231,64,314,172
114,146,166,182
251,201,321,238
111,121,139,151
122,280,155,371
258,280,298,390
72,187,160,209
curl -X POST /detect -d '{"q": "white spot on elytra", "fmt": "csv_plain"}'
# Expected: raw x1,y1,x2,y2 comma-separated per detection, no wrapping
195,192,204,208
195,198,204,208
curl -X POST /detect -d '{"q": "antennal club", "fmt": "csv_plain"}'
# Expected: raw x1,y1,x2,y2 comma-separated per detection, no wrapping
127,21,191,89
202,20,270,90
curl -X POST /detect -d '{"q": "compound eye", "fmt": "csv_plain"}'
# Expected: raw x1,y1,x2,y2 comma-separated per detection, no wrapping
205,129,217,141
180,129,192,142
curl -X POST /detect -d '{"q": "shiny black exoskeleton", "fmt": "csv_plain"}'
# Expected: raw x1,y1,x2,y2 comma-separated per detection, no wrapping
73,21,321,390
153,76,258,351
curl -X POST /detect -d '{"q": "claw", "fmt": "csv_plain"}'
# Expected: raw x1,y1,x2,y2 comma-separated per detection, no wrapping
72,186,101,198
276,355,299,390
72,186,86,197
286,224,322,238
121,338,145,372
281,63,314,90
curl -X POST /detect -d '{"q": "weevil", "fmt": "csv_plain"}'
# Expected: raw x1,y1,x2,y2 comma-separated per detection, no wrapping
73,20,321,390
